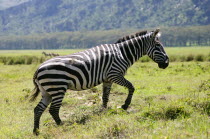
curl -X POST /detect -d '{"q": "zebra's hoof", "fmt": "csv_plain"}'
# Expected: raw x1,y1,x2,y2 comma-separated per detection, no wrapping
33,128,39,136
121,105,128,110
59,121,64,126
56,120,63,126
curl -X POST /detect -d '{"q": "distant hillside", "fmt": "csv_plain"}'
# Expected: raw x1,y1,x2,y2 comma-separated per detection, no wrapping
0,0,29,10
0,0,210,35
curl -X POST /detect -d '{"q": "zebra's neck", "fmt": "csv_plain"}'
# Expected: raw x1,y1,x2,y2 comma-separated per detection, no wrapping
118,35,149,66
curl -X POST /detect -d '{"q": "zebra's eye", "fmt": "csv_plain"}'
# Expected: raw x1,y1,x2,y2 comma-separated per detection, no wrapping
155,44,161,49
155,47,161,51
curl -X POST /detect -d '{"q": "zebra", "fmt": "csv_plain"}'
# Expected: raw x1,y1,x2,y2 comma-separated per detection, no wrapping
51,53,60,57
42,51,51,57
30,29,169,135
42,52,60,57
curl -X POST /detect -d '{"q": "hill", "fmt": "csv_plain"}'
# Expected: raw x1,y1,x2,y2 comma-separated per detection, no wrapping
0,0,29,10
0,0,210,35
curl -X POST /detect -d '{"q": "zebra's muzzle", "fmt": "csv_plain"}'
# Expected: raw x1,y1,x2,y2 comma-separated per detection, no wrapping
158,62,169,69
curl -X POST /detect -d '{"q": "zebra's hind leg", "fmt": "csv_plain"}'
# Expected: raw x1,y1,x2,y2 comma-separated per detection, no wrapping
102,82,112,108
33,93,51,135
49,92,65,125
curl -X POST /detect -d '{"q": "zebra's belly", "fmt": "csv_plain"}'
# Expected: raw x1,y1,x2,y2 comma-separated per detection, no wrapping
39,78,103,93
37,68,107,92
68,79,104,91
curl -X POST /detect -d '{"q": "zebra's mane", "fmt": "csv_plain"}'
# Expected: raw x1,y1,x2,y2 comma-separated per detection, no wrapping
115,30,148,44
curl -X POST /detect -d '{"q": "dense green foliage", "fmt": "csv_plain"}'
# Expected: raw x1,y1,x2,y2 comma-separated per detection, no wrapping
0,0,210,35
0,49,209,138
0,25,210,49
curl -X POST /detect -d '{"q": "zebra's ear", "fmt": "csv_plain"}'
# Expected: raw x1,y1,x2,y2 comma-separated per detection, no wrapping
152,29,160,38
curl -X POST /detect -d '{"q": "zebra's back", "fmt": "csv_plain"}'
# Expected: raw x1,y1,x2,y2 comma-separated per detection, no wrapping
36,45,115,91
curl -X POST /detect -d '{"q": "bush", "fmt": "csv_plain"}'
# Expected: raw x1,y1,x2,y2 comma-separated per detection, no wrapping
180,55,187,62
195,54,205,61
0,52,208,65
207,52,210,61
7,58,14,65
142,111,164,120
165,106,189,120
169,55,177,62
187,99,210,116
194,102,210,116
186,54,194,61
0,56,46,65
167,54,208,62
141,106,189,120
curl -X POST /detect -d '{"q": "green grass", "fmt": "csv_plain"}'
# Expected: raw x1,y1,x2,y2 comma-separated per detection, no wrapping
0,47,209,57
0,49,83,65
165,47,210,56
0,47,209,65
0,49,82,57
0,48,210,138
165,47,210,62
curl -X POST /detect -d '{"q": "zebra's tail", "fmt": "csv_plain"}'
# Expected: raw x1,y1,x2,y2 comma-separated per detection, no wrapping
29,70,40,102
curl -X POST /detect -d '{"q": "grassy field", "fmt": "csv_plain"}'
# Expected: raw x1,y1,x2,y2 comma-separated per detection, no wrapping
0,47,210,57
0,47,209,138
0,47,209,65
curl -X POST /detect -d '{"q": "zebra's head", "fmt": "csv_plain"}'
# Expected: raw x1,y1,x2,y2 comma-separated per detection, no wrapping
146,29,169,69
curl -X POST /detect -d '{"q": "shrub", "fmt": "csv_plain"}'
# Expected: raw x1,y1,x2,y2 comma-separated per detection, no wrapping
186,54,194,61
142,111,164,120
141,106,189,120
0,56,45,65
195,102,210,116
180,55,186,62
169,55,177,62
7,58,14,65
195,54,205,62
39,56,48,63
165,106,189,120
14,56,25,64
25,56,34,64
207,52,210,61
166,86,172,91
187,99,210,116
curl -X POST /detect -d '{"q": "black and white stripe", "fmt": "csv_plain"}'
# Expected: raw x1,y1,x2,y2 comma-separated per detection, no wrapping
31,29,169,135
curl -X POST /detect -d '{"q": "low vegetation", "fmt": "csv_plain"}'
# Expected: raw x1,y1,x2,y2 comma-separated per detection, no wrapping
0,47,210,65
0,48,209,138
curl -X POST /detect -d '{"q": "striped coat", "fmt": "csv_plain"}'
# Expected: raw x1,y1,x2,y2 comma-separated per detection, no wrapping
31,29,169,135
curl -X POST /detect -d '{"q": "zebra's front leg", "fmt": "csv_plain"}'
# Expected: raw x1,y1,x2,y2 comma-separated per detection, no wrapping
108,74,135,110
102,82,113,108
49,92,65,125
33,94,51,135
121,86,135,110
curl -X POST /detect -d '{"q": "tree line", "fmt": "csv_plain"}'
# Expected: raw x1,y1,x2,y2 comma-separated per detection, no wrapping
0,25,210,50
